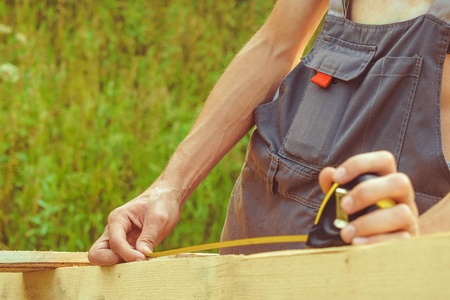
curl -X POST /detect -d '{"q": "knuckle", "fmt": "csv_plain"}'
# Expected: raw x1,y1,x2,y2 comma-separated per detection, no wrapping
138,193,151,202
107,208,122,223
379,151,396,166
88,250,101,265
356,184,371,201
392,173,412,189
108,238,120,252
87,250,95,263
350,183,371,206
107,211,116,223
139,235,157,247
153,212,170,226
390,173,414,199
396,203,415,224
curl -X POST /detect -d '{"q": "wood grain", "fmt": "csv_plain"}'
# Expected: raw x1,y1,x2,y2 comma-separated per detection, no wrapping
1,232,450,299
0,251,90,273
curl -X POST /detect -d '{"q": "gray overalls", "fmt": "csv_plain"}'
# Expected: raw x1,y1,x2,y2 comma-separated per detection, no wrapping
220,0,450,255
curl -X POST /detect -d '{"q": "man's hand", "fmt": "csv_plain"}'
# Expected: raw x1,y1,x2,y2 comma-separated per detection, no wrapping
88,187,182,265
318,151,419,245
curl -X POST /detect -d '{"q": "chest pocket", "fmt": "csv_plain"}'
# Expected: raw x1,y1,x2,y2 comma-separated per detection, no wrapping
280,35,423,168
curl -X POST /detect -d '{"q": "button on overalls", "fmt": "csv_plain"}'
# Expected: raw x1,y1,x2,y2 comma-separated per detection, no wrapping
220,0,450,255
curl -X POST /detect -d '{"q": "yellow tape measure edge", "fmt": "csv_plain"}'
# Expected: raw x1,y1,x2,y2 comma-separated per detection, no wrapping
146,235,309,258
314,182,339,225
147,184,395,258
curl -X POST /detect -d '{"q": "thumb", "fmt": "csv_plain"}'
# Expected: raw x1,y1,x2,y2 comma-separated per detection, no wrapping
319,167,335,194
136,223,161,255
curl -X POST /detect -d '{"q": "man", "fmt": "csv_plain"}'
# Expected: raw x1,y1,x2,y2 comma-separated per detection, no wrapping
89,0,450,265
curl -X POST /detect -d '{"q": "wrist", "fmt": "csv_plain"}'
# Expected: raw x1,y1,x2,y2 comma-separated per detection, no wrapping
148,175,190,209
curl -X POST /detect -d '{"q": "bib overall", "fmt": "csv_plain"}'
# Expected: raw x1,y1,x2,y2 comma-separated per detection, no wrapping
220,0,450,255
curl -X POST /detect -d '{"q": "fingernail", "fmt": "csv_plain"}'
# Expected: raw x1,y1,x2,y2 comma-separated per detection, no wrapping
333,167,346,182
352,237,369,245
135,257,147,262
143,246,152,254
341,196,353,212
341,224,355,242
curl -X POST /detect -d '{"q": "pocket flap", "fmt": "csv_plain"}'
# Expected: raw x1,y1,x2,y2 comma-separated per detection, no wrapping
303,35,377,81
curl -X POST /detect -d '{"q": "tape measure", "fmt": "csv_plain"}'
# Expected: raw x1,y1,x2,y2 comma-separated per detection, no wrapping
146,235,308,258
307,173,395,248
147,174,395,258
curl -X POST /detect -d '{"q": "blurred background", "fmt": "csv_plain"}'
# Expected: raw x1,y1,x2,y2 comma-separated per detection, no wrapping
0,0,320,253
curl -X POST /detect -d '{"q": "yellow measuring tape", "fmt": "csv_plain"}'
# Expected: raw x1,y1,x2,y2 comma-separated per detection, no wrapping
147,181,395,258
146,235,309,258
314,182,339,225
147,185,334,258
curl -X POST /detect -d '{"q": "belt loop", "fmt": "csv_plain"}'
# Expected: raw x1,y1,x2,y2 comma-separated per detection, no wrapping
267,155,279,196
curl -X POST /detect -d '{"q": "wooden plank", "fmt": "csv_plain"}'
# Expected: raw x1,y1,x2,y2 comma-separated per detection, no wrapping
1,232,450,299
0,252,216,273
0,251,90,272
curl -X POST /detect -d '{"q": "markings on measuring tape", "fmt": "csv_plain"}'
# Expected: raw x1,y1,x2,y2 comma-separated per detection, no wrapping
146,235,309,258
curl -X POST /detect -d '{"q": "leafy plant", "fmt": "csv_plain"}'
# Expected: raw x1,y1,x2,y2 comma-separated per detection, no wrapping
0,0,280,252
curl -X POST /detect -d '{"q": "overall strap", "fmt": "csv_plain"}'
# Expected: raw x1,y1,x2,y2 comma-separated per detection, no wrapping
428,0,450,23
328,0,350,18
428,0,450,54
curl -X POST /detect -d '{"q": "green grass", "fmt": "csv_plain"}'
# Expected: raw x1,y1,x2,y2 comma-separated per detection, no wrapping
0,0,279,252
0,0,323,253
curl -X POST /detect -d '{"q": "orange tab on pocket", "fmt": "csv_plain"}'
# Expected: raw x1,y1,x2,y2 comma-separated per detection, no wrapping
311,72,333,88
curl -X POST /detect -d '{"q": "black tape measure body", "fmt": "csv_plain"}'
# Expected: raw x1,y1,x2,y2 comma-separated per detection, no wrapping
306,174,381,248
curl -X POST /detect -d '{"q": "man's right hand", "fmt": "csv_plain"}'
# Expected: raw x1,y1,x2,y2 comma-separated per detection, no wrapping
88,186,182,266
88,0,329,266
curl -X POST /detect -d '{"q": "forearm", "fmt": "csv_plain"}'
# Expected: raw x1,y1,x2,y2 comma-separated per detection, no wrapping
419,193,450,234
152,0,328,207
156,35,300,205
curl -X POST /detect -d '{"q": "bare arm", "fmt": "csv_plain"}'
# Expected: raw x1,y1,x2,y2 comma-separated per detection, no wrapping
89,0,328,265
419,194,450,234
161,0,329,206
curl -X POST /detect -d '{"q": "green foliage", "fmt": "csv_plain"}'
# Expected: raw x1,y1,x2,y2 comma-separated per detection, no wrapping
0,0,281,252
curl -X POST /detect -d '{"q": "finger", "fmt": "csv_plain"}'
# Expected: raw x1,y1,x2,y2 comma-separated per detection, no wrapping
136,215,169,255
318,167,335,194
342,173,416,215
88,245,123,266
126,227,142,247
352,231,411,245
88,229,123,266
340,204,418,243
109,217,147,262
332,151,397,184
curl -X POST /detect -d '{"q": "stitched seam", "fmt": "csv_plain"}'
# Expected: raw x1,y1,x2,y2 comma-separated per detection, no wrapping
278,149,325,171
435,34,450,181
277,159,318,179
368,73,419,77
280,59,306,86
326,79,359,164
248,145,319,180
322,35,377,51
318,60,370,80
311,35,376,80
280,71,313,153
246,159,269,184
415,191,442,202
246,158,321,209
394,57,422,164
360,58,385,154
273,186,321,210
